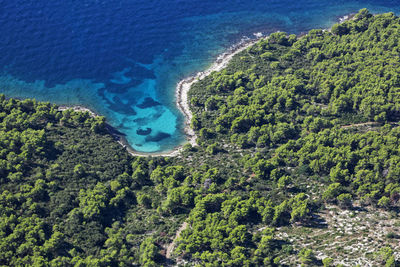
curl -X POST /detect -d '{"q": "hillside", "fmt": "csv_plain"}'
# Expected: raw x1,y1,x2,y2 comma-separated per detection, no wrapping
0,9,399,266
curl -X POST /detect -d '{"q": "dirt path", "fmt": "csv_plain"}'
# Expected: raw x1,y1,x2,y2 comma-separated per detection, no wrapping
166,222,188,259
340,121,379,129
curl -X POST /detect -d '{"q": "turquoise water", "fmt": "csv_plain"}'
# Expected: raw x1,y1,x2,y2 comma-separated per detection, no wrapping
0,1,399,152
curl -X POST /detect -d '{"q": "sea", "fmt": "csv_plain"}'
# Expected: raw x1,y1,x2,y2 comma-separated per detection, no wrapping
0,0,399,153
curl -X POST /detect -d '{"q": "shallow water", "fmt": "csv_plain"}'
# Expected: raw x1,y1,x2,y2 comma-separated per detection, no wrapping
0,0,399,152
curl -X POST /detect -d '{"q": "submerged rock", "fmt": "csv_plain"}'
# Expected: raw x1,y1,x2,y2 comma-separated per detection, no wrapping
145,132,171,142
136,127,152,135
137,97,161,109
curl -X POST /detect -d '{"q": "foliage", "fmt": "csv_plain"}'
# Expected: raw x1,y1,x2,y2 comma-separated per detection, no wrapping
2,9,400,266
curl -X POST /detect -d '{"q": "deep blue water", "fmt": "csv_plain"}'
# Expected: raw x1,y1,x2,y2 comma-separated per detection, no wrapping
0,1,399,152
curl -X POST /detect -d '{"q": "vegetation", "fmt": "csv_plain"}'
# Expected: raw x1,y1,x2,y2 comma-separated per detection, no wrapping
190,8,400,209
1,9,400,266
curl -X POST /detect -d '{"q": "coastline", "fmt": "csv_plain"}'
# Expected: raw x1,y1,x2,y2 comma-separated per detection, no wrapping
172,13,357,157
57,37,261,157
175,37,260,148
58,105,98,117
58,12,354,157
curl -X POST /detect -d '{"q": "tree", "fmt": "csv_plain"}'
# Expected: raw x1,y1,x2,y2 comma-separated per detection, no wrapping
78,183,110,220
137,193,152,208
73,164,85,178
298,248,316,266
331,23,350,36
139,237,159,266
337,193,352,209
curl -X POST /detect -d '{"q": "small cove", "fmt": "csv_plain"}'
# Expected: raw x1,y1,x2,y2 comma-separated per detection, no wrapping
0,0,399,153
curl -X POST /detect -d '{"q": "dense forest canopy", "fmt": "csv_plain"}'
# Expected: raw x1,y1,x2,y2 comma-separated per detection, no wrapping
0,9,399,266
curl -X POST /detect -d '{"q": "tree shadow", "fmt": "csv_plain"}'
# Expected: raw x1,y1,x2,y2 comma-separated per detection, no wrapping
300,213,328,229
